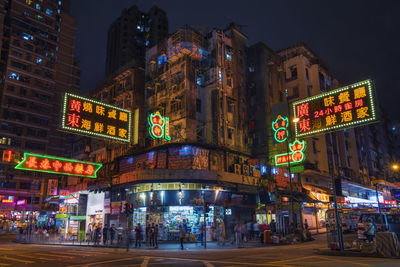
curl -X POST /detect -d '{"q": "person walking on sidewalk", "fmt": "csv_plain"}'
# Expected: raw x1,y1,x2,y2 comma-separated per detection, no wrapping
234,222,243,248
126,227,134,252
146,224,151,246
154,224,159,248
109,224,116,245
135,223,142,248
117,224,124,245
94,226,100,246
149,223,155,248
179,225,185,250
102,224,109,246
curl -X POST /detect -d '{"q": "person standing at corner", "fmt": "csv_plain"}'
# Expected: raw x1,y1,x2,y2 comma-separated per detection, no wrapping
117,224,123,245
102,224,109,246
179,224,186,250
154,224,159,248
135,223,142,248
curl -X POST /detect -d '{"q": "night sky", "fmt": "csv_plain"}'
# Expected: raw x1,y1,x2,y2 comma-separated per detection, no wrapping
70,0,400,120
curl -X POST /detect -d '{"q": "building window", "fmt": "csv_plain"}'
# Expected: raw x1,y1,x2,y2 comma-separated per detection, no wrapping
196,99,201,113
35,3,41,10
305,68,309,80
218,70,223,83
292,86,299,98
22,33,34,41
248,66,255,73
196,76,202,86
307,85,312,97
46,9,53,16
228,128,233,139
312,140,317,154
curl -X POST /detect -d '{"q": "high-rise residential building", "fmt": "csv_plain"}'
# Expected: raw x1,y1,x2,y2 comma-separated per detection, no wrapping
145,24,250,154
105,5,168,76
0,0,79,212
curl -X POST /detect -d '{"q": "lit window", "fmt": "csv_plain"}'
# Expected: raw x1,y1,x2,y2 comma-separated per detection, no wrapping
137,25,141,30
57,9,61,14
26,0,32,5
196,77,202,86
8,73,19,80
36,4,41,10
218,70,223,82
36,58,42,64
46,9,53,16
36,15,43,21
249,66,255,73
22,33,34,41
145,40,149,46
58,1,62,5
226,53,232,61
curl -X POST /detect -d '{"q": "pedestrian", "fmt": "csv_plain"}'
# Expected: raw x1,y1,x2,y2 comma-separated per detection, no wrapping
199,222,205,245
135,223,142,248
304,219,309,230
117,224,124,245
234,223,242,248
149,223,155,247
146,223,151,245
154,224,159,248
247,221,253,241
110,224,116,245
102,224,109,245
365,218,375,243
179,225,185,250
126,227,134,251
270,219,277,234
94,226,100,246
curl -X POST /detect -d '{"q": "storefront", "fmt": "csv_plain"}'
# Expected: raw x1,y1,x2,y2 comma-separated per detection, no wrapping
128,182,257,241
86,192,105,232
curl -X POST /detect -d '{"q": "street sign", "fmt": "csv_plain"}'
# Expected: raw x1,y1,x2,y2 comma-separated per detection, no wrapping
15,152,102,178
62,93,132,142
292,79,378,138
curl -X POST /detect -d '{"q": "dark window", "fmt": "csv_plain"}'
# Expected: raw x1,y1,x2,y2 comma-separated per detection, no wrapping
305,68,309,80
25,141,46,151
196,99,201,113
19,182,31,190
228,128,233,139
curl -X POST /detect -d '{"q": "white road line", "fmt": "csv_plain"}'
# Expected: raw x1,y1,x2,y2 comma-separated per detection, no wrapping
203,261,215,267
141,256,150,267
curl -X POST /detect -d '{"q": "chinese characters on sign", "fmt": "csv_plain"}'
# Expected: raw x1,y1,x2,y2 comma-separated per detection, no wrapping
272,115,288,143
15,152,102,178
292,79,377,137
148,111,171,141
275,140,306,167
62,93,131,142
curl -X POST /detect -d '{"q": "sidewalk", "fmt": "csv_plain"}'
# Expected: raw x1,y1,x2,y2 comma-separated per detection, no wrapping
315,248,400,259
16,238,277,250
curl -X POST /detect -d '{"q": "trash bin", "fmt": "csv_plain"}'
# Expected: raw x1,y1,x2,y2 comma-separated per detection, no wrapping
264,230,272,244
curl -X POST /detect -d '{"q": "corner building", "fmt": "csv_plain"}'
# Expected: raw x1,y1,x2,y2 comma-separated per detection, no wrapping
107,25,261,241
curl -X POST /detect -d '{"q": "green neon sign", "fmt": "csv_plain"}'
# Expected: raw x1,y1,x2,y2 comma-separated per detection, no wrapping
272,115,289,143
274,140,306,167
148,111,171,141
15,152,102,178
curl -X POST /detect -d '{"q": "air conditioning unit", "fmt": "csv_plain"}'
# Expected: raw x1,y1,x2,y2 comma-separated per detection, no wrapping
234,164,241,175
242,164,250,176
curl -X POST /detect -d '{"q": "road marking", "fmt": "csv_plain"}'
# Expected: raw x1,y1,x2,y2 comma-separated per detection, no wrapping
0,262,11,266
18,254,56,261
67,257,136,267
314,256,372,266
269,256,318,264
141,256,149,267
63,250,110,255
203,261,215,267
1,256,34,264
36,252,74,258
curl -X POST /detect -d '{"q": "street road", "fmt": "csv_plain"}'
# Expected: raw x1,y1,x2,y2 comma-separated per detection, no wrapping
0,234,399,266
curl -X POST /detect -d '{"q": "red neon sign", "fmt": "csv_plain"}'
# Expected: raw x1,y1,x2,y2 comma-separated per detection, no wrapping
15,152,102,178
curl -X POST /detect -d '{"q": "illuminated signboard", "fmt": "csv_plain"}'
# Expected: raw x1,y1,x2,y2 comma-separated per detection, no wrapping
272,115,288,143
17,200,26,205
292,79,378,138
15,152,102,178
148,111,171,141
275,140,306,166
62,93,131,142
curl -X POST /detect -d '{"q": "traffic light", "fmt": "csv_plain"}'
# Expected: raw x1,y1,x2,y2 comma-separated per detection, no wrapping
205,202,211,214
124,203,133,214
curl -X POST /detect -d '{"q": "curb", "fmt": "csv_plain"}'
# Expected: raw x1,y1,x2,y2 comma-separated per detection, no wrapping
315,249,400,259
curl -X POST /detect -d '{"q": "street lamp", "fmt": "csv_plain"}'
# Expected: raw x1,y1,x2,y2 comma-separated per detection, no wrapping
292,117,299,123
392,163,399,171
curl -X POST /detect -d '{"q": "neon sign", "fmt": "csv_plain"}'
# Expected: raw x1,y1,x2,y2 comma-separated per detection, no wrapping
292,79,378,138
272,115,289,143
275,140,306,166
15,152,102,178
17,200,26,205
61,93,131,142
148,111,170,141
